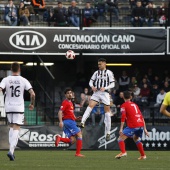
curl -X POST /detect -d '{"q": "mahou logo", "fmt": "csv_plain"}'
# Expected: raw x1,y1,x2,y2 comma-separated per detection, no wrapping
9,30,47,50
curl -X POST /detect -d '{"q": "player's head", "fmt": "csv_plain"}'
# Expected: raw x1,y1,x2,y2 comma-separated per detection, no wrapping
123,91,132,100
64,87,73,100
11,62,20,74
98,58,106,70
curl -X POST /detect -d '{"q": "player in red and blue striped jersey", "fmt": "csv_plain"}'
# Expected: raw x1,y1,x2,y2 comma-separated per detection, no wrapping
55,87,84,157
115,91,149,160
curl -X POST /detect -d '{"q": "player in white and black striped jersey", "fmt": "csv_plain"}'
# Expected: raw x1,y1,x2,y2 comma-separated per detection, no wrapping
80,58,115,141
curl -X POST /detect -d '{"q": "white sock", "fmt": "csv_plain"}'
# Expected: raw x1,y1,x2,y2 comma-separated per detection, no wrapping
9,128,13,145
10,130,19,154
81,106,92,124
104,112,111,134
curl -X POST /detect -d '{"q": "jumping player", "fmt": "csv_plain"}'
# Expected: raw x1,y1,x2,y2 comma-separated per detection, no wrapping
115,91,149,160
0,62,35,161
79,58,115,141
55,88,84,157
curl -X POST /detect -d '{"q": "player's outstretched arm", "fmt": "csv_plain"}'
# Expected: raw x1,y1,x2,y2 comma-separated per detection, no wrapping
29,89,35,110
160,104,170,117
58,110,63,128
143,118,149,137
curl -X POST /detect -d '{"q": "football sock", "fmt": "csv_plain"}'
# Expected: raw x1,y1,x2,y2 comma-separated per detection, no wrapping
104,112,111,134
76,138,82,154
81,106,92,124
136,141,145,156
9,128,13,145
10,130,19,154
118,140,126,153
60,137,71,143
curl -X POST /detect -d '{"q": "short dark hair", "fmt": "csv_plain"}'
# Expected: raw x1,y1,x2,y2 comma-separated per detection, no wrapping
98,58,106,62
11,62,20,73
64,87,72,94
123,91,131,100
58,1,62,4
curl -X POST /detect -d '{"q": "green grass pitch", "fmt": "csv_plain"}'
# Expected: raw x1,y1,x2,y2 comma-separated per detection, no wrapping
0,150,170,170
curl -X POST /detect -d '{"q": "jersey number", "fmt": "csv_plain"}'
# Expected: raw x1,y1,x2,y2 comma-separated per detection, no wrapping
131,104,138,114
10,86,20,97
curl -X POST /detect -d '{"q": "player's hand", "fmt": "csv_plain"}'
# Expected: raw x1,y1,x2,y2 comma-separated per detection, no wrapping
100,87,105,92
144,129,149,137
76,116,82,121
119,129,123,136
29,104,34,110
92,86,97,92
59,122,63,128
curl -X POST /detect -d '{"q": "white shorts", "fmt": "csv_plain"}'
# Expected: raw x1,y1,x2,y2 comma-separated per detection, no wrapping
91,91,110,106
7,114,24,125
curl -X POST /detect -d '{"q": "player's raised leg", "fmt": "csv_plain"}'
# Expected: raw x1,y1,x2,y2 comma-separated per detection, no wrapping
80,100,98,128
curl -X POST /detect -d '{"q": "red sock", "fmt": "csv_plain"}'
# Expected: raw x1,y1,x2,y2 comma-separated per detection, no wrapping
76,138,82,154
118,140,126,153
136,141,145,156
60,137,71,143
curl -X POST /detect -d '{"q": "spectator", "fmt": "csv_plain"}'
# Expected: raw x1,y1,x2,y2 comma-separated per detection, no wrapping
141,0,149,7
139,83,150,105
83,2,97,27
94,0,106,18
91,103,105,126
154,89,166,107
158,2,168,27
139,77,150,88
162,81,170,92
106,0,120,22
129,0,137,9
150,84,160,103
152,75,161,88
130,0,145,27
80,93,90,108
21,0,35,14
128,76,138,91
145,2,157,27
49,7,68,27
82,87,91,96
118,71,130,91
114,91,124,108
132,84,141,102
4,0,18,26
19,1,30,26
31,0,45,15
68,0,80,27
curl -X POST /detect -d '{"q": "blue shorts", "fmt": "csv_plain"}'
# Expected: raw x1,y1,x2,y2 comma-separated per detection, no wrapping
91,104,105,115
63,119,81,138
123,127,143,138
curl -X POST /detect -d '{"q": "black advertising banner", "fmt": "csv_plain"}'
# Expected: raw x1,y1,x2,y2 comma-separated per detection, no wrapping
0,27,166,55
0,125,170,150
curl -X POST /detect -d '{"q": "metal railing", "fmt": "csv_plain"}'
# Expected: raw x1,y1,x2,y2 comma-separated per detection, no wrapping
0,105,169,126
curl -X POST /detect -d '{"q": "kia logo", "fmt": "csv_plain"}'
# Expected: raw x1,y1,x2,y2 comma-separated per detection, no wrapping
9,30,47,50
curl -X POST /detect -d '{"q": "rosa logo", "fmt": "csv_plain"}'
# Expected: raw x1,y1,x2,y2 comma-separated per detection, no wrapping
9,30,46,50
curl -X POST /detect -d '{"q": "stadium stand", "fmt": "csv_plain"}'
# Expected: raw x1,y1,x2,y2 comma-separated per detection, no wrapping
0,0,167,27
